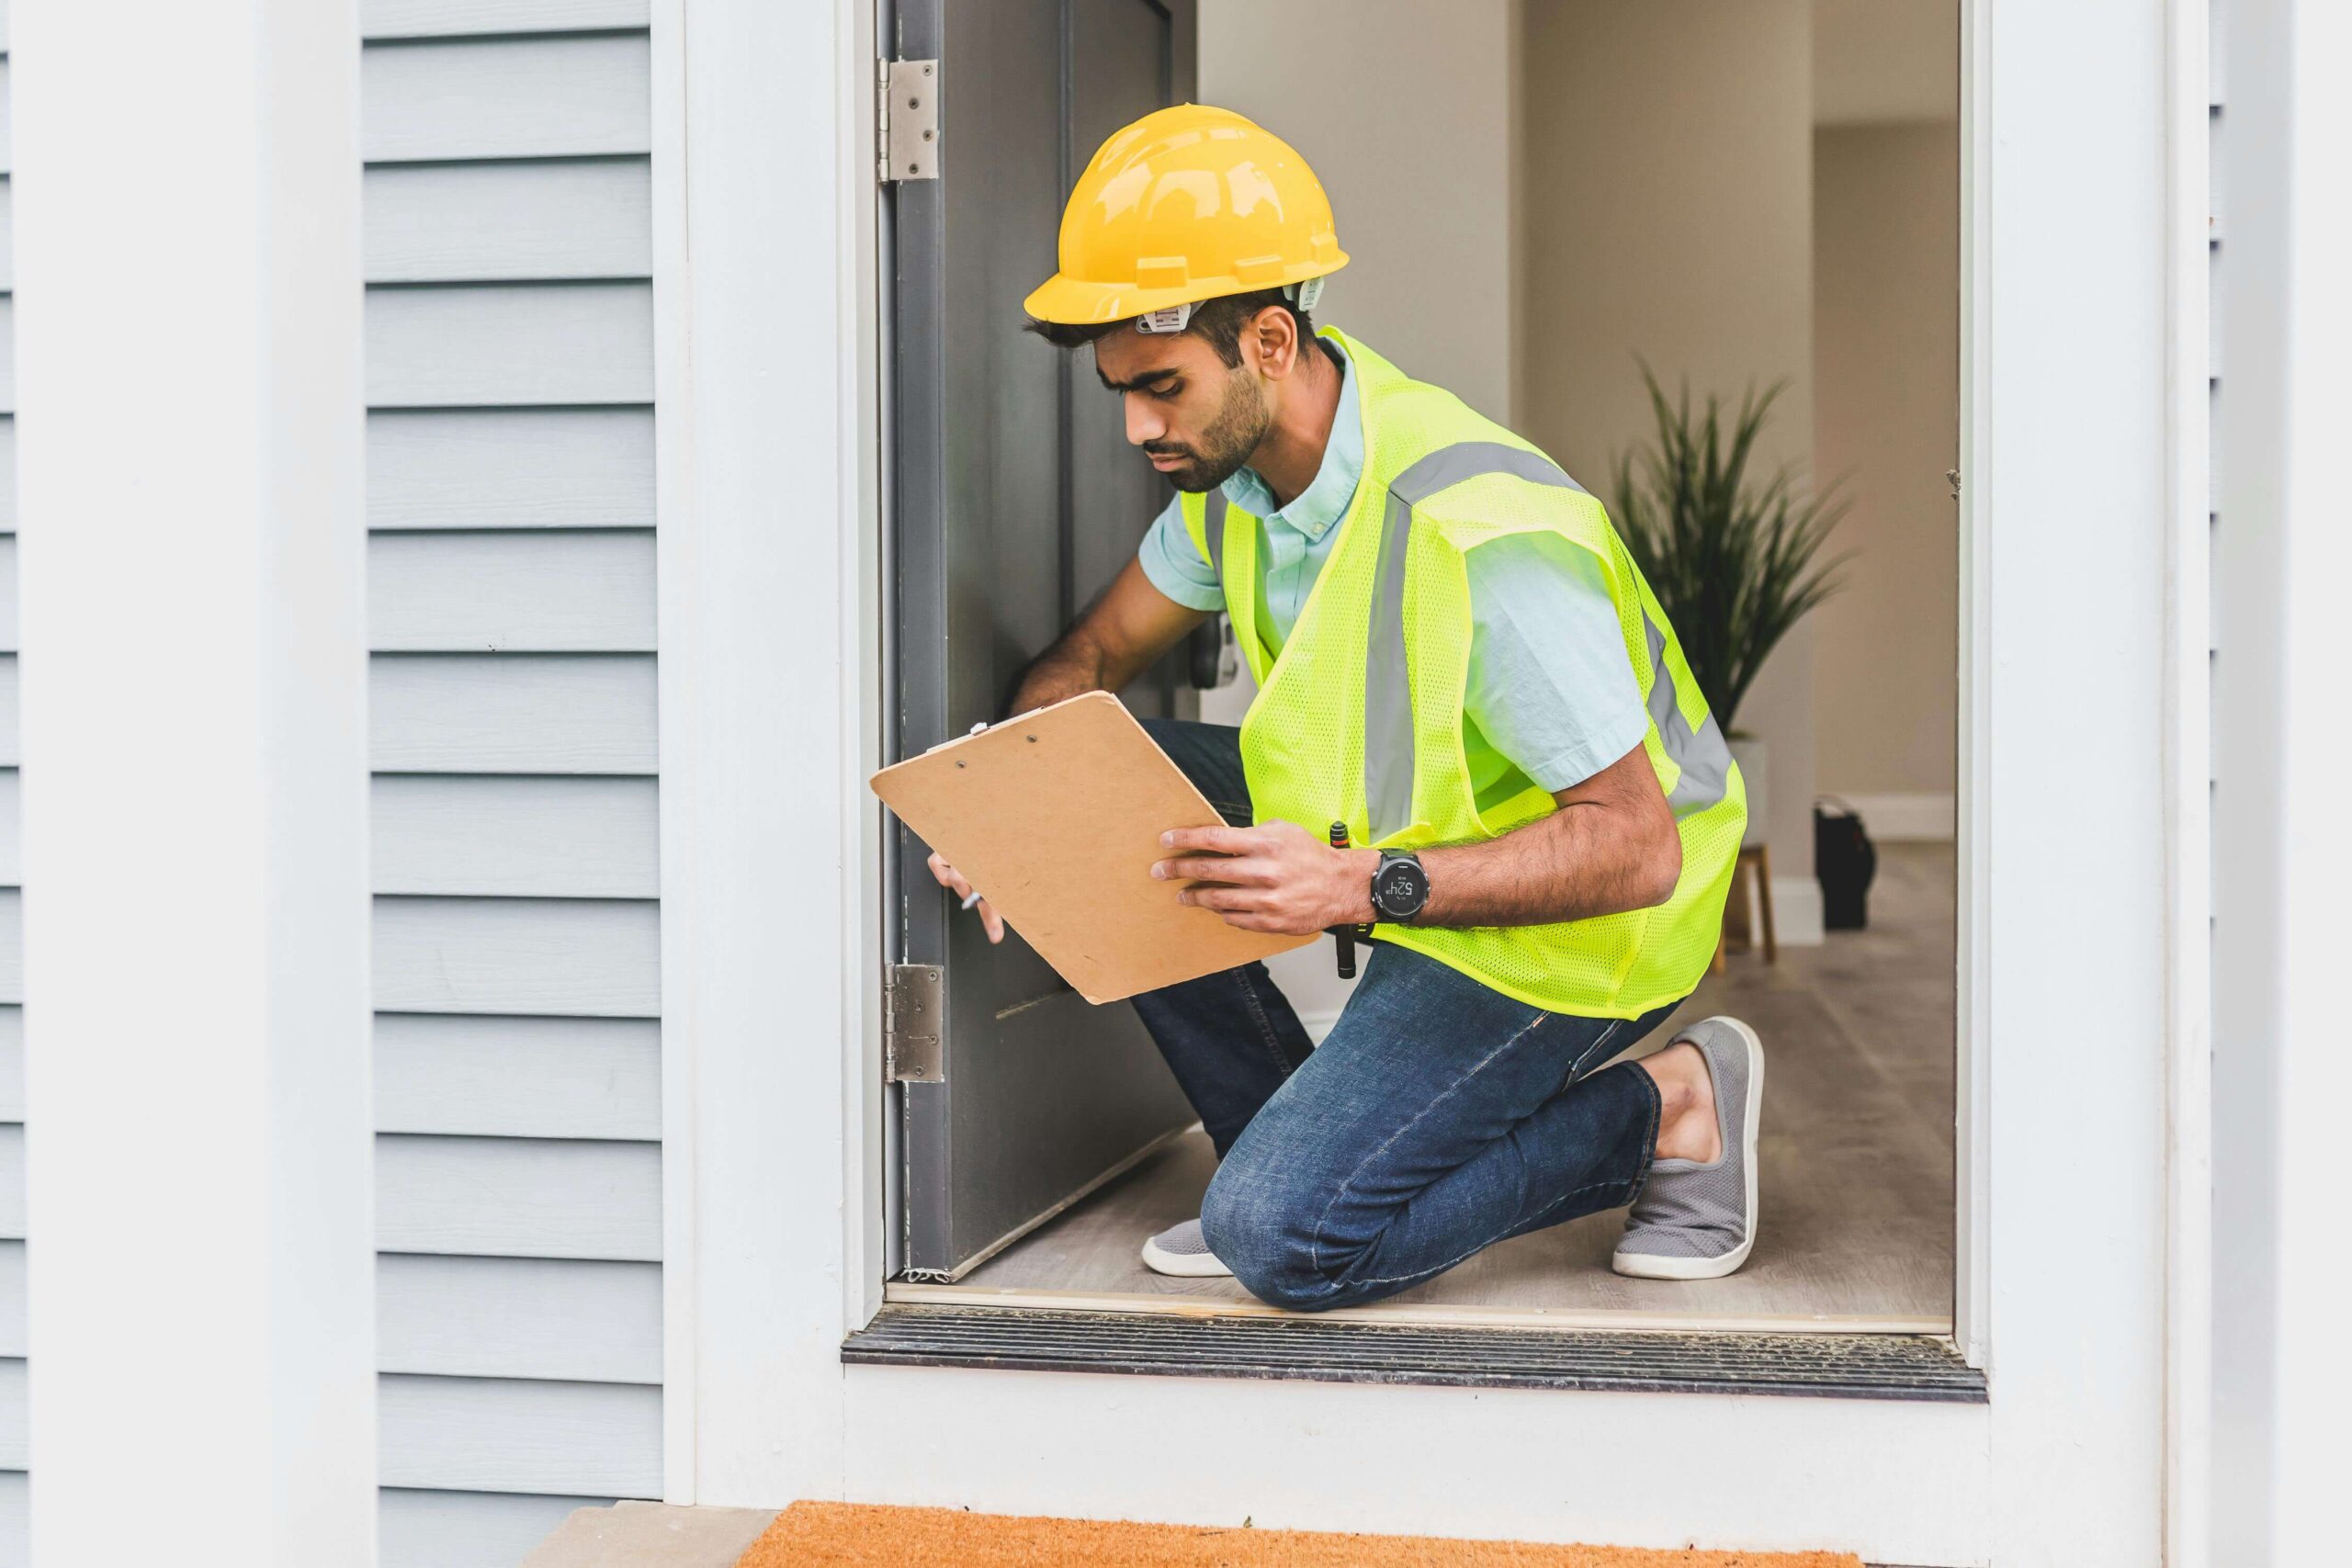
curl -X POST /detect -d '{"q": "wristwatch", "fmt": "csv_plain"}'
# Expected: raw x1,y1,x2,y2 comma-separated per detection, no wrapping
1370,850,1430,923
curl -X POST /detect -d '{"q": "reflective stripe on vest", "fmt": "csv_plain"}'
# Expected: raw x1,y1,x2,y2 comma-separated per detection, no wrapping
1363,441,1735,840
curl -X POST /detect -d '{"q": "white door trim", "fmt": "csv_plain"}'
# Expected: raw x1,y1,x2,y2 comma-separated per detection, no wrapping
653,0,885,1508
663,1,2191,1560
2160,4,2215,1565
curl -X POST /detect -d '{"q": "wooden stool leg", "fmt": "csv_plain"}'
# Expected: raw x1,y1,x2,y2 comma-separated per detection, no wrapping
1723,849,1751,953
1755,840,1779,964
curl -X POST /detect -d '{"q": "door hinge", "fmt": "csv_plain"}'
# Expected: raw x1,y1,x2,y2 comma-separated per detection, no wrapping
885,964,945,1082
878,59,941,184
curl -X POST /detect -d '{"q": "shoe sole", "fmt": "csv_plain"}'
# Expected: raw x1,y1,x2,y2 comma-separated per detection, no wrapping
1140,1236,1233,1279
1611,1015,1765,1281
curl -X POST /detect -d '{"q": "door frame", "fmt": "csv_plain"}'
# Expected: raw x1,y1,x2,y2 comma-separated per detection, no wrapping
658,0,2211,1559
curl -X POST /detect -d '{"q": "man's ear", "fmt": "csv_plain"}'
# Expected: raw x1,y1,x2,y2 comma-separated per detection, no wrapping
1249,305,1300,378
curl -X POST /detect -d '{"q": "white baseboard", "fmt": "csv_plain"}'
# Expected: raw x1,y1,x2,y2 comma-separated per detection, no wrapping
1823,790,1955,842
1765,874,1825,947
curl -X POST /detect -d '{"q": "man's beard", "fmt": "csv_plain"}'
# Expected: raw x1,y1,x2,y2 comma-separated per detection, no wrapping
1146,370,1271,493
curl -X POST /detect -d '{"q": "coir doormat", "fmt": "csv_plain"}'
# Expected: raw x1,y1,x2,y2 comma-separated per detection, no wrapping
733,1500,1865,1567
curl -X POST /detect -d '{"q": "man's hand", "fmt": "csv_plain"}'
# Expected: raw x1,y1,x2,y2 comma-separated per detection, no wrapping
927,852,1005,944
1150,821,1377,936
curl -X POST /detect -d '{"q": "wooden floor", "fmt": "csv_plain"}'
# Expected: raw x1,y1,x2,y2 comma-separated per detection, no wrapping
922,844,1956,1331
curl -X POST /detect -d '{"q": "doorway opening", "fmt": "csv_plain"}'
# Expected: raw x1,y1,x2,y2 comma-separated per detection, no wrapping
882,0,1963,1337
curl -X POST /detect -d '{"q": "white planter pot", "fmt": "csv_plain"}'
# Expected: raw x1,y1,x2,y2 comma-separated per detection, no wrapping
1727,733,1770,850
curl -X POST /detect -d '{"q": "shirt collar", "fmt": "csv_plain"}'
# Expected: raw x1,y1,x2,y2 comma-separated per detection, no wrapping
1218,336,1361,542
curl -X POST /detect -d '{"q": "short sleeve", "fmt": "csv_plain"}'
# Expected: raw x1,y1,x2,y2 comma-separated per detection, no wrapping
1461,533,1651,793
1136,492,1227,613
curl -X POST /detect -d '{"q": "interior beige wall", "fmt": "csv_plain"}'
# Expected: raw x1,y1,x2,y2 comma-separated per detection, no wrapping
1198,1,1519,1017
1517,0,1821,907
1197,0,1518,423
1811,121,1960,801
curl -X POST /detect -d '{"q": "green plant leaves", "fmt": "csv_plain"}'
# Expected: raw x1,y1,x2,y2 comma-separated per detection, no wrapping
1607,361,1852,733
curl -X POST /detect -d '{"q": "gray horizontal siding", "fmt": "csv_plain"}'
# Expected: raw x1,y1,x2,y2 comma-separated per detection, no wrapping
0,1360,20,1468
0,657,14,766
366,158,650,283
0,539,15,650
366,283,653,407
375,1013,660,1138
363,33,650,163
380,1488,612,1568
370,654,656,774
369,409,653,531
378,1135,661,1261
0,299,13,414
379,1375,661,1495
0,1126,18,1239
0,420,14,533
0,1011,16,1126
365,0,649,39
0,1244,20,1357
0,186,11,292
0,895,17,1005
366,13,662,1542
378,1255,661,1382
0,1472,19,1567
373,775,658,898
369,529,654,652
0,60,10,175
374,897,659,1017
0,773,17,886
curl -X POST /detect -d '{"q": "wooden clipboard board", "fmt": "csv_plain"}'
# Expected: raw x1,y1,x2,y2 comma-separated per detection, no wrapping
869,692,1317,1003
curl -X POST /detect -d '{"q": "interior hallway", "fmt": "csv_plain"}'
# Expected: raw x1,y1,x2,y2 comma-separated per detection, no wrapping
936,843,1957,1329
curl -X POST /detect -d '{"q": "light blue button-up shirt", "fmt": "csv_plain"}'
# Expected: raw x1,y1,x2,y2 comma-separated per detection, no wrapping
1137,338,1649,800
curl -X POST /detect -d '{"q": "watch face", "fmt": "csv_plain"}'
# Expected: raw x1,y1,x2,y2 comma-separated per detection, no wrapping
1374,857,1430,918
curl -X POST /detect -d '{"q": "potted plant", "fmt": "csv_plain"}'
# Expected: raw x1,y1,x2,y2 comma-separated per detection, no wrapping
1608,366,1851,848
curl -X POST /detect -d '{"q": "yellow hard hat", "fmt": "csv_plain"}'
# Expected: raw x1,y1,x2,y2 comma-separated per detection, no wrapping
1023,103,1348,326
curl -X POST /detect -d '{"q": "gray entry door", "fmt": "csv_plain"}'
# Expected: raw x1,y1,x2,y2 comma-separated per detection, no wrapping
889,0,1204,1279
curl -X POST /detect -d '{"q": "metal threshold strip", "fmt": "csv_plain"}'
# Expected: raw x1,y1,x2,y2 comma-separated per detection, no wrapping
842,1303,1987,1404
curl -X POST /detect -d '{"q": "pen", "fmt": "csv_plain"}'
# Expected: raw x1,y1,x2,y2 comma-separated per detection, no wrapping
1329,821,1356,979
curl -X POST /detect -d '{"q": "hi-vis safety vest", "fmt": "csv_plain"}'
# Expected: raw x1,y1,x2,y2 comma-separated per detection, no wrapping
1180,328,1746,1019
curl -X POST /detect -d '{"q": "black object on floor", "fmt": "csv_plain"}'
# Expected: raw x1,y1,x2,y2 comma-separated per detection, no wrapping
1815,796,1878,931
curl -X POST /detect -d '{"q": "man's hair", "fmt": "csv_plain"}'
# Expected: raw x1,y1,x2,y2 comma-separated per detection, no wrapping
1024,287,1316,367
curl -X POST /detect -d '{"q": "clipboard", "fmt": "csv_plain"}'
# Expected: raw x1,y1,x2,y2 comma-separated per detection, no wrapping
869,691,1317,1003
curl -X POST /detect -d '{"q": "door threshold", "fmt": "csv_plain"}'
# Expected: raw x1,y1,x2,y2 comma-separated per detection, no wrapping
883,1280,1953,1337
845,1303,1985,1403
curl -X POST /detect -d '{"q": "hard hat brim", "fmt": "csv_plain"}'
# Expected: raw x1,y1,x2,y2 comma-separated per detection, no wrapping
1022,254,1350,326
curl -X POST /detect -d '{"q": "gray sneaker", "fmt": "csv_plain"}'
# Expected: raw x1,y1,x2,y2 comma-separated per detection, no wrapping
1612,1016,1764,1280
1140,1217,1232,1278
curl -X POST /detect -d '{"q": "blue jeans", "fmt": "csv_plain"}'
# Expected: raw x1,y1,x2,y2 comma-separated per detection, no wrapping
1131,717,1681,1312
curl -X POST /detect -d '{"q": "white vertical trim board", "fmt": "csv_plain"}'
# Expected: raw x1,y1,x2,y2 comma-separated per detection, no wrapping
652,0,883,1506
2209,0,2292,1561
2162,3,2215,1564
649,0,697,1502
1973,3,2174,1562
14,3,375,1562
2259,5,2352,1563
